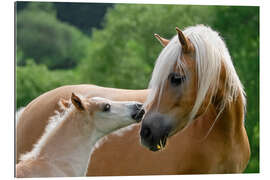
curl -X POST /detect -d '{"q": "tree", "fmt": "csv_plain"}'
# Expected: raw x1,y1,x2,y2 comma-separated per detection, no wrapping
16,2,90,69
16,60,82,108
16,2,113,35
78,4,215,89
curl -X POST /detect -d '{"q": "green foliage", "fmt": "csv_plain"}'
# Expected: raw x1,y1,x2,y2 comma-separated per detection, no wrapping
16,60,82,108
16,47,24,66
27,2,57,15
16,2,90,69
78,5,216,89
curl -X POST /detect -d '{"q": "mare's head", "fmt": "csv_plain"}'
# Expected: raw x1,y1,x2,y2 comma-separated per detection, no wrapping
71,93,145,135
140,25,245,151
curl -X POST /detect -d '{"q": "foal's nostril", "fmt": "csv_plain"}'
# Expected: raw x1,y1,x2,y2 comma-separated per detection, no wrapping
131,109,145,122
135,103,143,110
131,103,145,122
137,109,145,117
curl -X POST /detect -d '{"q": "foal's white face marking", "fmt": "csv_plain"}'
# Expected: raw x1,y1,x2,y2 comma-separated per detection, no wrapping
87,97,142,134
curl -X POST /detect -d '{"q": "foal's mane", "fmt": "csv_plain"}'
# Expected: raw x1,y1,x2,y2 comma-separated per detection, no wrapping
19,99,75,161
145,25,246,123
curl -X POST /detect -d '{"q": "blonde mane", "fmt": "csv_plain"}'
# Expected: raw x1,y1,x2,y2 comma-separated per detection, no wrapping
19,99,75,161
145,25,246,123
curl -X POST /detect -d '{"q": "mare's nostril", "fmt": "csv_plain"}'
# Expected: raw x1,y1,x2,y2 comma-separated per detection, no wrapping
140,127,151,139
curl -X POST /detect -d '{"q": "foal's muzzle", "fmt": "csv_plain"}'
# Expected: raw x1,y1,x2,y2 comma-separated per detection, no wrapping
131,103,145,122
140,112,172,151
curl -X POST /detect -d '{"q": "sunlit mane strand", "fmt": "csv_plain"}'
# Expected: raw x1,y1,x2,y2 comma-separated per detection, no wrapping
145,25,246,123
19,99,75,161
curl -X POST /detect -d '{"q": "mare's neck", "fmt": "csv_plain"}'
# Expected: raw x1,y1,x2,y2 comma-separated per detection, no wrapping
215,93,245,137
190,92,245,140
37,110,103,176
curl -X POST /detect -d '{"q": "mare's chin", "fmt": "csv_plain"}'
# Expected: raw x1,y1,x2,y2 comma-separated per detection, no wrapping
140,135,168,152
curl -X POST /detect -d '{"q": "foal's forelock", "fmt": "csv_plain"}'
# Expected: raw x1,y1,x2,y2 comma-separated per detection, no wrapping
145,25,246,124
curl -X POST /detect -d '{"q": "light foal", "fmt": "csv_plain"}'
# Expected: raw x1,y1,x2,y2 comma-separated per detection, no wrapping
16,93,144,177
16,25,250,175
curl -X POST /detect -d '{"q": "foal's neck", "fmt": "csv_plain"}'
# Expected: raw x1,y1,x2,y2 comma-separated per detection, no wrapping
37,109,102,176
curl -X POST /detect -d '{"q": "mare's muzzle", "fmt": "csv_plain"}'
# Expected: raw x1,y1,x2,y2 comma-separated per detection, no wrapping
140,112,172,151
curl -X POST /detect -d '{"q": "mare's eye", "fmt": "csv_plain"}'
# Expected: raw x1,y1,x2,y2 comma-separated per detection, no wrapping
168,73,186,86
103,104,111,112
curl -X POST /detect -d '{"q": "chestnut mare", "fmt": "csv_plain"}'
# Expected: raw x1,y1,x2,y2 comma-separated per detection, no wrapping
16,25,250,175
16,93,144,177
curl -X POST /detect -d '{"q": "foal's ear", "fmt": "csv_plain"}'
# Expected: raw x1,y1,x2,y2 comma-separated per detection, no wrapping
176,27,194,53
71,93,85,111
60,98,70,108
154,33,170,47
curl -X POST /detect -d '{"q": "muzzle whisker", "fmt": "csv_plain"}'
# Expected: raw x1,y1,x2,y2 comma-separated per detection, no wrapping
160,139,163,151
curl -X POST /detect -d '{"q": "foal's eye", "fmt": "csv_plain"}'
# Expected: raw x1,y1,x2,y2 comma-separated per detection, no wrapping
103,104,111,112
168,73,186,86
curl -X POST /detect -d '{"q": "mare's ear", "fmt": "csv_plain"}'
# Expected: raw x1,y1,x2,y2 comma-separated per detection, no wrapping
71,93,85,111
176,27,194,53
154,33,170,47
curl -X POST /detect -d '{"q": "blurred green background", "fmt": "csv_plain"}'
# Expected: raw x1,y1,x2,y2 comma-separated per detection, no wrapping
15,2,259,173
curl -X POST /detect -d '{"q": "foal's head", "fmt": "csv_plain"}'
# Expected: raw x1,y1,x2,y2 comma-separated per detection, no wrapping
71,93,145,135
140,25,245,151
